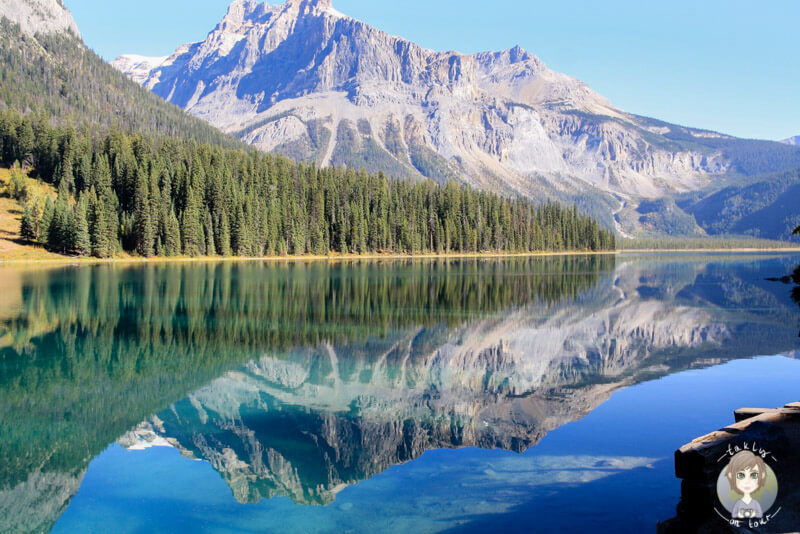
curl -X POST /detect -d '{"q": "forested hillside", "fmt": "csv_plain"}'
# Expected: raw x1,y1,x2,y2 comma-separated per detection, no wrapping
0,18,242,149
0,109,615,258
0,12,614,259
681,168,800,240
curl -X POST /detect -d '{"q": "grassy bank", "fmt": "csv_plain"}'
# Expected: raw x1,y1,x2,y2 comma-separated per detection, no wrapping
0,168,63,260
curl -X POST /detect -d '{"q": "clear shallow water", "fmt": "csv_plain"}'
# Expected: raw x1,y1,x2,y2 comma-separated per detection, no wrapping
2,253,800,533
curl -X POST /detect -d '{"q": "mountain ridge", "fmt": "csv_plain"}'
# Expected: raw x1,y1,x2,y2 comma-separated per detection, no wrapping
111,0,722,198
783,136,800,146
112,0,800,238
0,3,245,149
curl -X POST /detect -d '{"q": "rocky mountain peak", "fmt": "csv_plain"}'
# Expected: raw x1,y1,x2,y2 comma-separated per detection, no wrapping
278,0,345,23
0,0,82,39
508,44,533,62
216,0,272,31
115,0,800,235
223,0,340,25
474,44,542,71
284,0,334,11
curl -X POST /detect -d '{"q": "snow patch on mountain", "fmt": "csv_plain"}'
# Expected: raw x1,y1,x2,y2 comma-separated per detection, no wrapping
112,54,169,85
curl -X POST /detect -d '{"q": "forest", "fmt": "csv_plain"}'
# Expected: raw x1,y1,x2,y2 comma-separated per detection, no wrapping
0,109,615,258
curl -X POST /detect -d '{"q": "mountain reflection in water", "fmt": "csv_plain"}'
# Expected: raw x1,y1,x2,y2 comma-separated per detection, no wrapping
1,254,799,532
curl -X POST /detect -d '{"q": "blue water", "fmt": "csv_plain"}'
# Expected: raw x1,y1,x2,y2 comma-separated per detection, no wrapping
49,356,800,534
1,253,799,533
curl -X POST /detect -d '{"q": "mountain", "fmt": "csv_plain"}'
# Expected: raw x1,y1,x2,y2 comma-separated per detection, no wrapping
113,0,800,235
0,0,613,262
680,168,800,239
783,136,800,146
0,0,242,148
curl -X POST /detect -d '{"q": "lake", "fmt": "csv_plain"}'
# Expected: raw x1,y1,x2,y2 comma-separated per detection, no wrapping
1,253,799,533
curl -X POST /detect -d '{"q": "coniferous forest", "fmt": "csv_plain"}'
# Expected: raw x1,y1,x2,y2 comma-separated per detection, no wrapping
0,109,615,258
0,18,614,258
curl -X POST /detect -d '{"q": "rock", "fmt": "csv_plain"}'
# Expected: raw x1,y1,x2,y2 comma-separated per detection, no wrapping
112,0,733,205
0,0,81,39
665,404,800,533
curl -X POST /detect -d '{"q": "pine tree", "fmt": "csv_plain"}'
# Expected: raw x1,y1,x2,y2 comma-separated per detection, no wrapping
165,207,181,256
134,171,155,257
19,202,37,242
74,196,91,256
16,120,34,164
232,203,246,256
204,211,216,256
29,200,42,245
40,198,54,244
88,188,109,258
48,188,71,253
181,186,201,256
217,212,232,257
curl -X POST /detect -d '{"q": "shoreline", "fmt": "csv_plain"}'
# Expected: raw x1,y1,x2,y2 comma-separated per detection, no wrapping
2,247,800,265
617,247,800,253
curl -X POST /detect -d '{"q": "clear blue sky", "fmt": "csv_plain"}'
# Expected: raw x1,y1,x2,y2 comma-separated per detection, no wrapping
64,0,799,141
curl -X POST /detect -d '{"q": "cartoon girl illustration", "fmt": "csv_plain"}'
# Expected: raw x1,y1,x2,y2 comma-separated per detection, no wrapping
725,450,767,519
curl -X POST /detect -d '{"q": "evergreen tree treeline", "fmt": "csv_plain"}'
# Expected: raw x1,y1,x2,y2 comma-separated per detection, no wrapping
1,109,615,257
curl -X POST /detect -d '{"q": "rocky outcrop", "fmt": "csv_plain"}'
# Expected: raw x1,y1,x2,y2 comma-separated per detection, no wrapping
782,136,800,146
0,0,81,39
112,0,735,203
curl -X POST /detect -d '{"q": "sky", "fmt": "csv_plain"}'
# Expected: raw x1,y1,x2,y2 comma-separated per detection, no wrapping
63,0,799,141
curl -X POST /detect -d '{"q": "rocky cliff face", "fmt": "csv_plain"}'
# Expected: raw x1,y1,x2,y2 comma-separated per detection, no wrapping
0,0,81,38
112,0,733,203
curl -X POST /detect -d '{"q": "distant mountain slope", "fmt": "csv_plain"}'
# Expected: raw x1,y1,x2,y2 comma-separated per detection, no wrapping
681,168,800,240
114,0,800,206
783,136,800,146
0,5,242,149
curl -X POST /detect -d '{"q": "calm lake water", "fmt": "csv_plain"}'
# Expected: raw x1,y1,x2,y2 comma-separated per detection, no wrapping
1,253,800,533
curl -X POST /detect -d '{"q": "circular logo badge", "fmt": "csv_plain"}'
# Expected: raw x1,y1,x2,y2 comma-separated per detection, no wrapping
716,449,779,523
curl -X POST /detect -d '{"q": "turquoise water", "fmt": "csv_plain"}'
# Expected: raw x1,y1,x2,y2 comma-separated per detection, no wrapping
1,254,799,533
